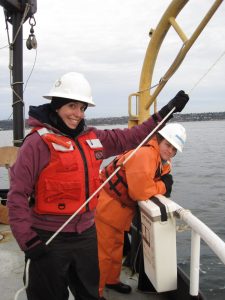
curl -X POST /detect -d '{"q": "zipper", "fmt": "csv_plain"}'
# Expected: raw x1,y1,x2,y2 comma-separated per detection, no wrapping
74,139,90,211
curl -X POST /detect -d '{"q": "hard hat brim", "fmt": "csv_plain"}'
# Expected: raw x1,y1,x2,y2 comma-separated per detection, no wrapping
43,94,96,107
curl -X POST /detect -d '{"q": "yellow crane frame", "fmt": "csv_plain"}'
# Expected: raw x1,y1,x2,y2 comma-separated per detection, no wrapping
128,0,223,127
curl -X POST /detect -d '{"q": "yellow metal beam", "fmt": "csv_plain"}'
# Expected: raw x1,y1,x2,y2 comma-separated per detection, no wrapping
128,0,223,127
169,17,188,43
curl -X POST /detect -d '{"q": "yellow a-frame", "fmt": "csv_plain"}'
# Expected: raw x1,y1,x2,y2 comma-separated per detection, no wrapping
128,0,223,127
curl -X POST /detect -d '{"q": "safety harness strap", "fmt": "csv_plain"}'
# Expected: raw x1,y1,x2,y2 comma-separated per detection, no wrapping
150,196,168,222
104,158,128,196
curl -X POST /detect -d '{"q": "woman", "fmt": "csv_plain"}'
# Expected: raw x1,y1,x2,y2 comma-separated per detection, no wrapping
96,123,186,299
7,72,189,300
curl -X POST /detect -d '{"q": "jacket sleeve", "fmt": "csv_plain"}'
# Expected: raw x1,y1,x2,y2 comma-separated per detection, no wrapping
94,113,162,158
7,133,49,251
124,147,170,201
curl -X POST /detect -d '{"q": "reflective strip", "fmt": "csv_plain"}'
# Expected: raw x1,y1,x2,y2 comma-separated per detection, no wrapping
37,128,72,149
86,139,103,149
52,142,73,152
37,127,51,136
175,134,185,145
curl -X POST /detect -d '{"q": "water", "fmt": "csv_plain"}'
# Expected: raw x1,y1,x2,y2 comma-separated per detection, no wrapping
0,120,225,299
171,120,225,299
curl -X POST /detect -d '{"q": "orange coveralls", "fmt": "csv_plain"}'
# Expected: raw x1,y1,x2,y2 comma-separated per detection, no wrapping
95,137,171,296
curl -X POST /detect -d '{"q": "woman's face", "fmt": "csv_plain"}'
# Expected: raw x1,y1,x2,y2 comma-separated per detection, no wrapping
159,139,177,161
57,101,86,129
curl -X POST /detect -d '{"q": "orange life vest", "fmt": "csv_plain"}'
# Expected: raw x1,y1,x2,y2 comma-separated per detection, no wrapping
100,154,137,207
101,144,166,207
33,127,103,215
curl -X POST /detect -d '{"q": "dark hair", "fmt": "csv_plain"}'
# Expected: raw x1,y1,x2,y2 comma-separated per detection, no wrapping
50,97,88,111
156,133,165,144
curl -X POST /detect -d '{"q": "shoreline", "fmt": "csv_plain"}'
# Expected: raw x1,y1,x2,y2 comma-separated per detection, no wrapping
0,112,225,130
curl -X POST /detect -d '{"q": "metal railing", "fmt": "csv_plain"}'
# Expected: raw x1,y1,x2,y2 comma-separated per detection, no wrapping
175,205,225,296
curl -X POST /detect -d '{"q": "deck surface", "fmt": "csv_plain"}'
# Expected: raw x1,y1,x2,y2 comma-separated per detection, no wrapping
0,224,168,300
102,267,168,300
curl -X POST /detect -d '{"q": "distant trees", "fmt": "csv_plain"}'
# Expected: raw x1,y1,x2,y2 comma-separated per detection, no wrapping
0,112,225,131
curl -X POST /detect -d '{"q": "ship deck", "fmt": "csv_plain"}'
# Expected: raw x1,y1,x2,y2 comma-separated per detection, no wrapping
102,267,168,300
0,224,168,300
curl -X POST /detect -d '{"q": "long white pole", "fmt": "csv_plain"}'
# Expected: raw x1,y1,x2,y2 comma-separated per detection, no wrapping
14,108,175,299
46,107,175,245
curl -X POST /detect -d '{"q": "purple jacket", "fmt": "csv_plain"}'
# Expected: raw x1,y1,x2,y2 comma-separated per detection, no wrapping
7,112,162,251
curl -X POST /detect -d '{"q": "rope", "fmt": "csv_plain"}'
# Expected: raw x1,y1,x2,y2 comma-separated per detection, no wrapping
3,9,11,46
3,4,37,122
189,49,225,95
176,223,190,232
11,4,31,45
14,259,30,299
137,47,225,98
23,48,38,93
138,82,160,94
137,43,185,96
14,107,175,300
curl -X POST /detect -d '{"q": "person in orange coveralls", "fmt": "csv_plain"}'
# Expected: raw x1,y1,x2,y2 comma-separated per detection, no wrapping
95,123,186,299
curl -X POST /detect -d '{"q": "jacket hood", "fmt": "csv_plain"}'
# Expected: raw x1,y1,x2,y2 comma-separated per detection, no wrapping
28,104,56,129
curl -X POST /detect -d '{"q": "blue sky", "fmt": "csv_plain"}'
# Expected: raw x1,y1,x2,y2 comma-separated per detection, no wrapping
0,0,225,121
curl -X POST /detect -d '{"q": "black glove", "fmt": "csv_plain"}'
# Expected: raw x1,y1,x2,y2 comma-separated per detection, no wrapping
161,173,173,197
159,90,189,119
25,242,48,260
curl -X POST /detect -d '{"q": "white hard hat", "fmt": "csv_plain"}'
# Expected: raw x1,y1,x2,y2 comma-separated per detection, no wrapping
43,72,95,107
158,123,186,152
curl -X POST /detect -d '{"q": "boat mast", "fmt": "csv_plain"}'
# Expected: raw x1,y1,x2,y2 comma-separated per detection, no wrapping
0,0,37,146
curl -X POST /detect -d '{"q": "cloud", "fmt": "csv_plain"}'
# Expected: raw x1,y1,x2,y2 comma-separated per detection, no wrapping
0,0,225,120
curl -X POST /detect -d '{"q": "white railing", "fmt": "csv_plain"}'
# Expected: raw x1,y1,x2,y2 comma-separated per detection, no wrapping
139,195,225,297
175,205,225,297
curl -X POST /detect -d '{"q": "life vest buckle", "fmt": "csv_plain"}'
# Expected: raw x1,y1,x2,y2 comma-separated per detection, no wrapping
58,203,66,210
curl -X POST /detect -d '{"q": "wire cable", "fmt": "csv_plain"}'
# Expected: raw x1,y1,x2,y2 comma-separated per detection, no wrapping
189,49,225,95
